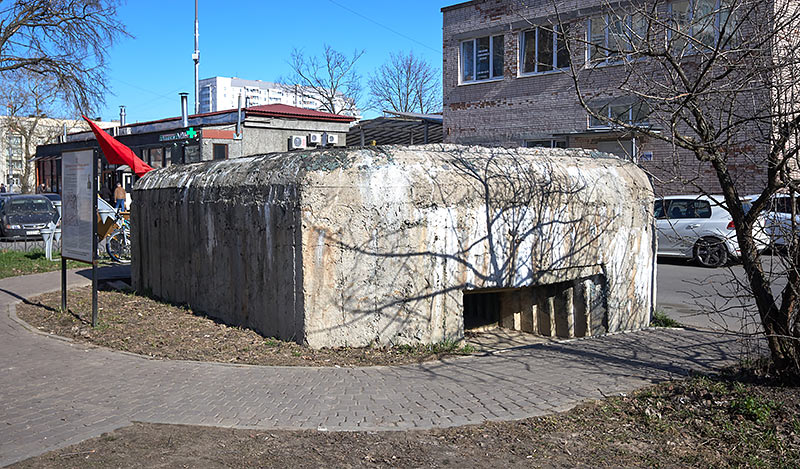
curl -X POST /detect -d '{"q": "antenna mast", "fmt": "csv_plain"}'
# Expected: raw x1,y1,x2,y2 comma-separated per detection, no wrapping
193,0,200,114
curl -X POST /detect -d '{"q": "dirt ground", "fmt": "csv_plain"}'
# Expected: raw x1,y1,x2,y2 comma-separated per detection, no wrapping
12,371,800,468
16,287,476,367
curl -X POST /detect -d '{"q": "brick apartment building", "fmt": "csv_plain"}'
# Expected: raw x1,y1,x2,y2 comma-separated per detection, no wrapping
441,0,774,196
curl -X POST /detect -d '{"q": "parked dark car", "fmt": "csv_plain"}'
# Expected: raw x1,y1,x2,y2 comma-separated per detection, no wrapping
41,193,61,202
0,195,59,239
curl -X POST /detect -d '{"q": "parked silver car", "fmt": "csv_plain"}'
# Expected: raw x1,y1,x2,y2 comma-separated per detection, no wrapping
655,195,767,267
758,193,800,250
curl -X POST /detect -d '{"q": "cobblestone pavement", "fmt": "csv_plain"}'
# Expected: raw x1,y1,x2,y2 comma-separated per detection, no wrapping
0,268,744,467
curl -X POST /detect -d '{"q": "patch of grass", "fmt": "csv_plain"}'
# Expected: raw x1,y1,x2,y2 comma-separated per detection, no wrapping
731,384,777,424
0,249,86,279
651,310,681,328
398,339,476,356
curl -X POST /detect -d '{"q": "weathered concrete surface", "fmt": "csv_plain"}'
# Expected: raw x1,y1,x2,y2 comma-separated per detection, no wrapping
133,144,655,348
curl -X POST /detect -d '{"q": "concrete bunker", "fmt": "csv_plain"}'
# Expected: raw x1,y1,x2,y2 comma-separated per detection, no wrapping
133,144,655,348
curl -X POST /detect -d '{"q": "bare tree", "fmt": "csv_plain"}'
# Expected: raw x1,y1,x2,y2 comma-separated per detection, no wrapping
535,0,800,378
0,0,128,114
280,44,364,116
368,51,441,114
0,71,74,192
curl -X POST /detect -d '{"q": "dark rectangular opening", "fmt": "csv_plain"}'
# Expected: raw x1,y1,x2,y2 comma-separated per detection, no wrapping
463,290,501,330
462,275,609,339
213,143,228,160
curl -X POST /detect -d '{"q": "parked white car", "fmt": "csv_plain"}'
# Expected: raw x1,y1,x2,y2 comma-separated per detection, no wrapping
758,193,800,250
655,195,768,267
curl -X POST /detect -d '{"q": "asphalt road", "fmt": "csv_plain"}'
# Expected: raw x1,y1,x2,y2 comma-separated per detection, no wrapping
656,255,787,334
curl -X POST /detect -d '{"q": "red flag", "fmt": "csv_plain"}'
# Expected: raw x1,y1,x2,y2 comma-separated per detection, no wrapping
82,116,154,177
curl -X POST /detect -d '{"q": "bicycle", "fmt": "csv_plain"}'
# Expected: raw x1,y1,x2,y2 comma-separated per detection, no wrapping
105,209,131,263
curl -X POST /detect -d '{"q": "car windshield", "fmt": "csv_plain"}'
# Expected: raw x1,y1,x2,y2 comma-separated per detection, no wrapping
7,198,53,214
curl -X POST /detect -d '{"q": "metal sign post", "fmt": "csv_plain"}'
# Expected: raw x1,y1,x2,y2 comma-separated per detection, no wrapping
92,149,98,327
60,148,100,326
61,256,66,312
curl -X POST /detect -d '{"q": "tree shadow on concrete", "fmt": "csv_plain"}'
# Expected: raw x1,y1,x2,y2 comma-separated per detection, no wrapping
300,145,653,347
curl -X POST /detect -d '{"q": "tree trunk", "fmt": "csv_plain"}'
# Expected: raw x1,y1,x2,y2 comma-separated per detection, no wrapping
714,159,800,381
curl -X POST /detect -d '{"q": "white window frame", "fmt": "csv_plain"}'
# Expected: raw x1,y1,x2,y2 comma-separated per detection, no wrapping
7,135,22,158
587,102,649,129
586,14,640,66
524,139,567,148
668,0,735,52
519,25,570,76
459,35,504,84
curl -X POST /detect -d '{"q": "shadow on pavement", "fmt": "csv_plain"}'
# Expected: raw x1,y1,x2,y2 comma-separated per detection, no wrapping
74,264,131,282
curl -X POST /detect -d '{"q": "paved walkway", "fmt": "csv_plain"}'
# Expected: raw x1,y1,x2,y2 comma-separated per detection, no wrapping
1,268,745,467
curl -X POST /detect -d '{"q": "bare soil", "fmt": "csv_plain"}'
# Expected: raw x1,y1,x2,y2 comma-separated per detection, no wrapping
16,286,475,367
12,371,800,468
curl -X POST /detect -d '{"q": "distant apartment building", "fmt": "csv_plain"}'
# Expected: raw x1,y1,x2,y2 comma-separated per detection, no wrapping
199,76,360,119
441,0,775,196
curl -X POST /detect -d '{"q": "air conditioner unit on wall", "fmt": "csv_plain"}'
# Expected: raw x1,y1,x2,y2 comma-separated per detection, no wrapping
307,133,322,146
289,135,307,150
322,133,338,146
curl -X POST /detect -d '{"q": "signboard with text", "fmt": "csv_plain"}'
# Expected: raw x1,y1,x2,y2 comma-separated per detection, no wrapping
61,149,94,263
159,127,200,142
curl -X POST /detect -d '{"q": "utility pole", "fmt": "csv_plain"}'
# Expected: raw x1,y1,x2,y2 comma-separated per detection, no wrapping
193,0,200,114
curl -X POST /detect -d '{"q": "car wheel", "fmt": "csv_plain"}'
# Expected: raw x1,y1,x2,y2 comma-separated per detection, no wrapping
694,237,728,268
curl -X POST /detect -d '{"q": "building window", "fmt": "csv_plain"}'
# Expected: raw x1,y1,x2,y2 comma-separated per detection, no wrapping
150,148,163,168
588,101,649,128
184,144,200,164
670,0,737,52
520,25,570,74
587,13,646,64
461,35,504,83
525,139,567,148
7,135,22,158
213,144,228,161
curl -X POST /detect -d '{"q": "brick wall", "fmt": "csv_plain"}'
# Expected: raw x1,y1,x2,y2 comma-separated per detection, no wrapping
442,0,771,196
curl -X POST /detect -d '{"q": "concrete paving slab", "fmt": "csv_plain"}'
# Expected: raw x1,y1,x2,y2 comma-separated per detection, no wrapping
0,267,744,467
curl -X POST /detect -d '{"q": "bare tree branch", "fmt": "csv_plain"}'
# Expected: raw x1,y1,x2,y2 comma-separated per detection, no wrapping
0,0,129,114
0,70,79,192
368,51,441,114
544,0,800,379
279,44,363,116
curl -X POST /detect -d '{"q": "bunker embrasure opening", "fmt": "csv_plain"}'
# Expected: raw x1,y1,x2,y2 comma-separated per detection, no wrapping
463,275,608,339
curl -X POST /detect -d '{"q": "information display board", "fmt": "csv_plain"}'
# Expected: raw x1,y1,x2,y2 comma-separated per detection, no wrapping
61,149,95,263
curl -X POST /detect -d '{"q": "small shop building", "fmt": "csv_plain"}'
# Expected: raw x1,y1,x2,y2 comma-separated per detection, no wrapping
34,103,355,197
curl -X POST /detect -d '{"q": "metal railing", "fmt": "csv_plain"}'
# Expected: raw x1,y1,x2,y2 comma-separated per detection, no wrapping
0,235,59,253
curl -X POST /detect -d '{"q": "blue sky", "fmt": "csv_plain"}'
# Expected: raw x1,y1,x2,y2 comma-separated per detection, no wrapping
100,0,447,123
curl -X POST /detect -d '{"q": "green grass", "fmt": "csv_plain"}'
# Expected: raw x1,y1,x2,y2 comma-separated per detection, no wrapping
0,249,86,279
651,310,682,328
398,339,476,355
